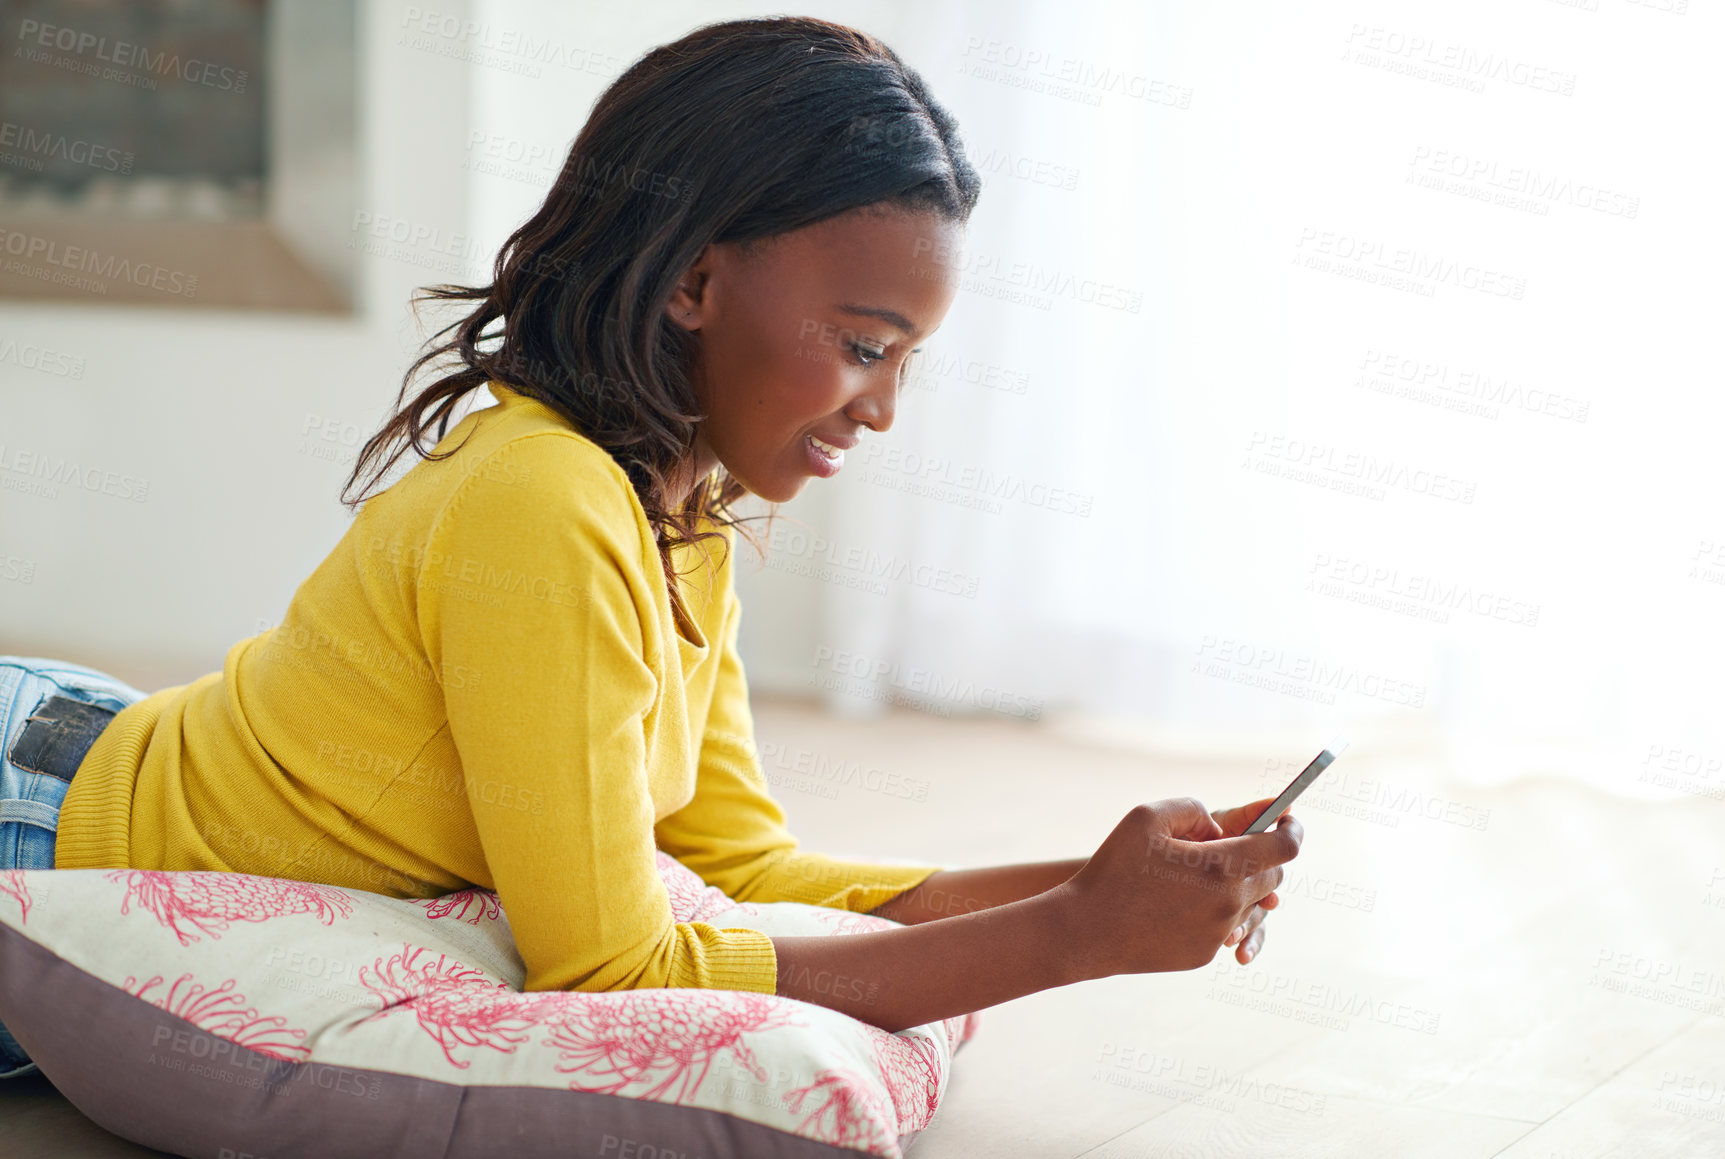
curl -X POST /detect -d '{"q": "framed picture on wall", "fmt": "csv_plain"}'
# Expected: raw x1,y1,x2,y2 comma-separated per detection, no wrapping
0,0,357,312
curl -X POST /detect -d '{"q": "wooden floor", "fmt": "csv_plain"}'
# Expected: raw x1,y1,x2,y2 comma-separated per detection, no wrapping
4,698,1720,1157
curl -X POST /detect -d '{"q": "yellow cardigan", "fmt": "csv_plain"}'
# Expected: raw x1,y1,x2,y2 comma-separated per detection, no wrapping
59,380,943,994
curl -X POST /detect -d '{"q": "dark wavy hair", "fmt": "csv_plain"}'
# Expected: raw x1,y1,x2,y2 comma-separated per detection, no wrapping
340,15,981,615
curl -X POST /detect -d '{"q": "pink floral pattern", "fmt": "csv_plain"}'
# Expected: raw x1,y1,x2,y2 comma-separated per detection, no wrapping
827,912,897,937
122,972,310,1061
0,869,34,925
945,1011,982,1050
868,1027,943,1132
787,1067,896,1153
103,869,354,945
358,943,562,1068
413,888,502,924
542,988,804,1100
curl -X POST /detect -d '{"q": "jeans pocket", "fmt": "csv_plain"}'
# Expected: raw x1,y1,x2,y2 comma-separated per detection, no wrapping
0,658,144,870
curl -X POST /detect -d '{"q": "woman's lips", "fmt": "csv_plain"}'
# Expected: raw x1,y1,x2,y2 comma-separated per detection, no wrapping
805,433,843,477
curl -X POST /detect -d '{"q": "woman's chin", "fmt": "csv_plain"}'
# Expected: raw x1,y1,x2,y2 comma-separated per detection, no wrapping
731,469,806,505
762,477,809,504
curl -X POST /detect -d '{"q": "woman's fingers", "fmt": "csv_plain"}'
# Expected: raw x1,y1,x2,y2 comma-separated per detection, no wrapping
1238,922,1267,963
1225,901,1273,950
1210,798,1279,838
1202,804,1299,963
1240,900,1275,961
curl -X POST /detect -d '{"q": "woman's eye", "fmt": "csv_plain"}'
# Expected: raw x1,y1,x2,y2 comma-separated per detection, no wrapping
848,342,887,368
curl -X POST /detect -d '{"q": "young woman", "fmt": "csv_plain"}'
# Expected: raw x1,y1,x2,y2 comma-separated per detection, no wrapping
0,16,1300,1078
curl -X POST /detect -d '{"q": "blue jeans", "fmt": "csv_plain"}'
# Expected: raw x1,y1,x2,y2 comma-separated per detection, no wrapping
0,655,149,1079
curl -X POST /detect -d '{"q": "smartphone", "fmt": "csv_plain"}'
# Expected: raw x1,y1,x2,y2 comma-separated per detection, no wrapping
1244,736,1348,834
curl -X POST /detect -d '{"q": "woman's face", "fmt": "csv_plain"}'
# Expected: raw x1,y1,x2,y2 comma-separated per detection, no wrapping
667,205,963,503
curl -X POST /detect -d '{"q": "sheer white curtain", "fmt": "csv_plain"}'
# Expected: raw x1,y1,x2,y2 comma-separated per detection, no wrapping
733,0,1725,799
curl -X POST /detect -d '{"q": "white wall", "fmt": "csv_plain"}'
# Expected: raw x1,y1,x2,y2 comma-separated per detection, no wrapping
0,1,474,691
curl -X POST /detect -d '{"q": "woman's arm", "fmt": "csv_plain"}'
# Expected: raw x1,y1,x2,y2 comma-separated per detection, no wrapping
773,886,1083,1034
771,799,1303,1034
863,859,1086,925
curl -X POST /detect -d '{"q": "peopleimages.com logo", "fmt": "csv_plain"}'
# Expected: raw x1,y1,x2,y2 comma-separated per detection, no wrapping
14,19,249,91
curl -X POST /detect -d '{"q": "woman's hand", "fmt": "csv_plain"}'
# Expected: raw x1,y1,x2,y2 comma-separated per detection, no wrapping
1049,797,1303,981
1209,797,1291,964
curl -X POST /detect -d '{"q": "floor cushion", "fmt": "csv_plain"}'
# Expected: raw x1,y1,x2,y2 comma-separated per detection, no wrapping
0,852,980,1158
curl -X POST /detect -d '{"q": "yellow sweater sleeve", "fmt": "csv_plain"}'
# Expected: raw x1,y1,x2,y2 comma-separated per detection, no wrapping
425,434,777,994
654,546,949,913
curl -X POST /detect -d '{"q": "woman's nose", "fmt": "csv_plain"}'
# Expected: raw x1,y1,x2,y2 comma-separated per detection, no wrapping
846,376,897,433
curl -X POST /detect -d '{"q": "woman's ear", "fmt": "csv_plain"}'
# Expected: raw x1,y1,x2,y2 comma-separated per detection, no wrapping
665,248,716,331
